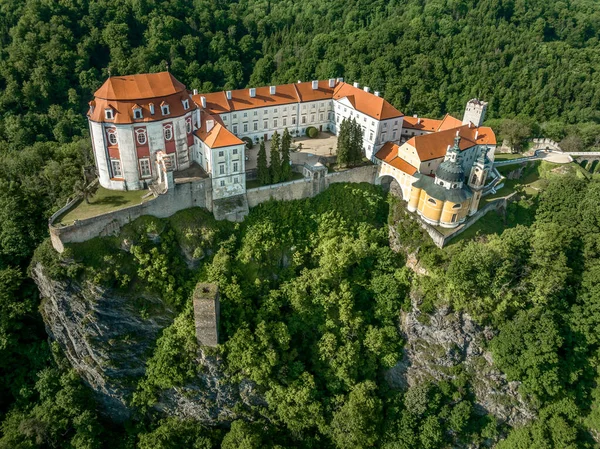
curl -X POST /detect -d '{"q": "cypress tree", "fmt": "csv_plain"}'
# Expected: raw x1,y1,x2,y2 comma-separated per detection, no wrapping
350,118,364,166
281,128,292,181
269,131,282,184
336,118,350,167
257,140,270,185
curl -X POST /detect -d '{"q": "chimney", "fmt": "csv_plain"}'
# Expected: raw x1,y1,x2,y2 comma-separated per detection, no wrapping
353,82,360,88
270,85,276,95
417,118,421,124
249,88,256,98
312,80,319,89
336,77,344,82
413,114,418,118
149,103,155,115
475,130,479,140
374,91,380,97
363,86,370,93
206,119,214,132
297,80,302,83
193,89,198,95
328,78,335,88
226,91,232,100
447,144,451,151
456,130,460,136
200,96,206,108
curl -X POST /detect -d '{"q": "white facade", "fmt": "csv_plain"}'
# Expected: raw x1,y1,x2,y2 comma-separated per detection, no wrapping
90,112,196,191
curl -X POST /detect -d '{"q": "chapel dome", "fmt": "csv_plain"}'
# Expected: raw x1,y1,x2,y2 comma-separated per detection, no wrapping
435,159,464,184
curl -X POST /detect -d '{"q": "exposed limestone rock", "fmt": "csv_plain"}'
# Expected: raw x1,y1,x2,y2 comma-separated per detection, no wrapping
32,262,257,423
386,300,535,427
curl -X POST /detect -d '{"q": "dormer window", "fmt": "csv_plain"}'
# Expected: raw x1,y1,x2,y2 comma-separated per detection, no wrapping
133,106,143,119
161,103,170,115
149,103,155,115
105,108,114,120
182,99,189,110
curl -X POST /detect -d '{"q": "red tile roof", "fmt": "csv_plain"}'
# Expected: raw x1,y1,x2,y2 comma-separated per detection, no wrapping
408,124,497,161
375,142,418,175
194,81,403,121
94,72,187,101
90,72,194,124
195,112,244,149
332,83,403,120
402,114,462,132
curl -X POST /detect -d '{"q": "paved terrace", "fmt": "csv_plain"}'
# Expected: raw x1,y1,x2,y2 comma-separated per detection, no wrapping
245,132,338,170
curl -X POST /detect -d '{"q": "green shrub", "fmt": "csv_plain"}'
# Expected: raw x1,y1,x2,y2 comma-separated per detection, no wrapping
241,136,253,150
306,127,318,138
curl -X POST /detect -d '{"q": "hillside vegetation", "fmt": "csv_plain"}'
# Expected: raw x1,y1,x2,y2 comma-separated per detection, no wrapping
1,0,600,447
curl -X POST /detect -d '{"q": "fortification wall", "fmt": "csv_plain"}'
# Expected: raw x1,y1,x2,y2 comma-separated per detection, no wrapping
246,179,315,208
50,179,211,252
418,195,514,248
325,164,378,185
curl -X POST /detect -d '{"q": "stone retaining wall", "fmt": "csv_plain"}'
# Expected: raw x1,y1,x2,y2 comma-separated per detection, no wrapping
50,179,211,252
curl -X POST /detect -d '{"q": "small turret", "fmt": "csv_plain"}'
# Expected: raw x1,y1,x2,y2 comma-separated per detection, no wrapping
434,134,465,190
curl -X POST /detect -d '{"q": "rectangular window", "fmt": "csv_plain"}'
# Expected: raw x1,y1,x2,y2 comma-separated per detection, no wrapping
220,180,225,187
254,111,258,116
111,160,122,177
233,113,237,119
233,149,238,155
243,112,247,118
370,132,374,140
283,118,287,126
139,159,151,177
273,119,277,128
292,116,296,125
274,108,278,113
311,115,315,122
302,116,306,124
383,122,388,128
218,150,224,157
319,113,323,121
219,164,225,175
105,109,114,120
264,120,268,129
234,177,239,183
233,162,238,172
392,131,396,139
253,122,258,131
243,123,248,133
283,107,287,112
233,125,238,134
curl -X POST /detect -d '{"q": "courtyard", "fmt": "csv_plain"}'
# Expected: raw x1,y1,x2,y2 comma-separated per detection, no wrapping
244,131,338,171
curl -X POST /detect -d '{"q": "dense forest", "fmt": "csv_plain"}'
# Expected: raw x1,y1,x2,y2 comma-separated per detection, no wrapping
1,0,600,447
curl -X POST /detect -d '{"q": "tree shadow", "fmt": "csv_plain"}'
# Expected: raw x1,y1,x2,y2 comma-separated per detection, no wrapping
89,195,129,207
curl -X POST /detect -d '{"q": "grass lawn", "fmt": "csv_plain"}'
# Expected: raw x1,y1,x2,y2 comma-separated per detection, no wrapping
494,152,524,161
58,187,150,225
246,171,305,189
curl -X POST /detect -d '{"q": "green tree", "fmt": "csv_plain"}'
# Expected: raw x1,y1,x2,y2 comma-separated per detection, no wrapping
269,131,282,184
330,381,382,449
280,128,292,182
349,118,364,166
336,118,351,167
257,140,270,185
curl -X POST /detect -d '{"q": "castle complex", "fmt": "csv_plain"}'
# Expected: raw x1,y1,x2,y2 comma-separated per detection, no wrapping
88,71,496,229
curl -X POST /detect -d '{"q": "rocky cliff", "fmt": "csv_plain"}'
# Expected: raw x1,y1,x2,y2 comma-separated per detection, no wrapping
32,261,255,423
385,292,535,428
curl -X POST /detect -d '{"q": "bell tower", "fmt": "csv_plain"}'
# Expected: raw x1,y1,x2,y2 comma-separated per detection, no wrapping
467,147,490,215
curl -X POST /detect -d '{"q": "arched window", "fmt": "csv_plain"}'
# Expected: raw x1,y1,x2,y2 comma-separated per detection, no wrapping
136,129,147,145
107,129,117,145
453,203,461,209
186,118,192,134
471,174,477,184
427,198,436,205
164,125,173,141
